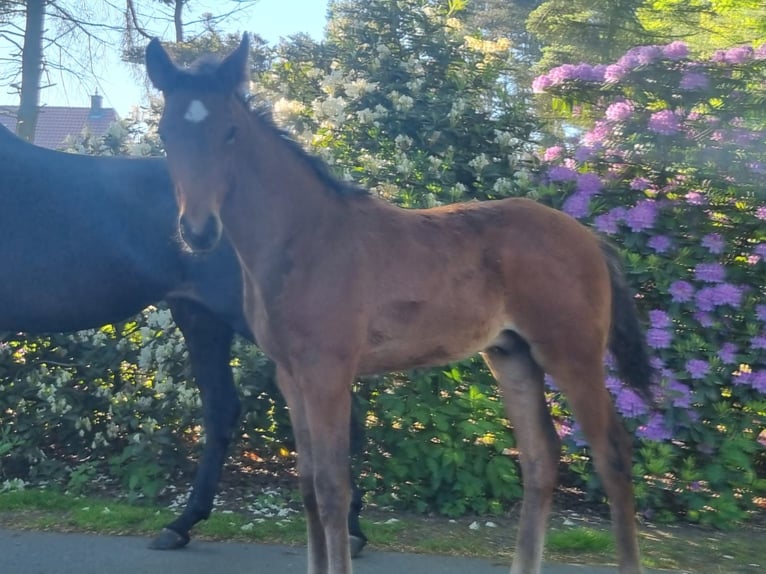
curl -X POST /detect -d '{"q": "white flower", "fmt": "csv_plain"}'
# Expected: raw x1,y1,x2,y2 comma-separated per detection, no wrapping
320,69,345,95
356,108,375,125
402,56,425,76
394,134,413,150
395,154,414,176
128,142,152,157
406,77,425,92
312,96,347,126
492,177,514,194
448,98,466,122
469,153,490,172
376,43,391,58
389,91,414,112
493,129,517,148
344,78,377,99
272,98,305,124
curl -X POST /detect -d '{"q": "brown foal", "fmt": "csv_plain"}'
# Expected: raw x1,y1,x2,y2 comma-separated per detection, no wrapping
145,35,651,574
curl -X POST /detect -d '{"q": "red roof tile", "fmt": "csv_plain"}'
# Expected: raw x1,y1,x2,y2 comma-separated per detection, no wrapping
0,102,119,149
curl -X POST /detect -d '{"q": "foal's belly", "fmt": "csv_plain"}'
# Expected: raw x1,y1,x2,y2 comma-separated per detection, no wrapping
359,313,507,375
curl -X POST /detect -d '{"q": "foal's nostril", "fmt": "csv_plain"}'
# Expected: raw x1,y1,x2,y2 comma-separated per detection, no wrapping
179,214,222,252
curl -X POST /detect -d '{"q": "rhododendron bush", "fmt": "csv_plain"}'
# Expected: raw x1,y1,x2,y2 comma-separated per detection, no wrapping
534,42,766,525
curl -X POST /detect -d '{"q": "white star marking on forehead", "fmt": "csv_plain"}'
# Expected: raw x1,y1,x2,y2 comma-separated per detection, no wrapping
184,99,209,123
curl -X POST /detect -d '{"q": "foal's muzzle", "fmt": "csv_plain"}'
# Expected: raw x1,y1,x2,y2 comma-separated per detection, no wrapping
179,213,223,253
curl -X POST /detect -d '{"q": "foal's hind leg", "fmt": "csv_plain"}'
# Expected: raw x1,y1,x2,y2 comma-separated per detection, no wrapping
552,364,643,574
482,335,561,574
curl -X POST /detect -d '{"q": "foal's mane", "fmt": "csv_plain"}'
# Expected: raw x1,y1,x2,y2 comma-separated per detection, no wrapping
244,98,369,198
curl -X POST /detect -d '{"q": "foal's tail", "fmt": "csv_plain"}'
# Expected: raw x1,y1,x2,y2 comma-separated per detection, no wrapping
600,239,654,404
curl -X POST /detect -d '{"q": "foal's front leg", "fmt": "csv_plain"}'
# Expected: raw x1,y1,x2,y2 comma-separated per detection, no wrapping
276,366,328,574
282,363,355,574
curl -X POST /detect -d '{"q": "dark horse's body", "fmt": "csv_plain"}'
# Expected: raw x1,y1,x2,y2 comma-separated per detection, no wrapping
0,124,366,553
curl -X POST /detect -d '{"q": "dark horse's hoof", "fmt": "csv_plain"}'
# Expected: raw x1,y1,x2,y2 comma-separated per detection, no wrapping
350,535,367,558
148,528,190,550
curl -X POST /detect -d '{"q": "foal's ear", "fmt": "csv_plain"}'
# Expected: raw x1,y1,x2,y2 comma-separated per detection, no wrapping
217,33,250,94
145,38,179,92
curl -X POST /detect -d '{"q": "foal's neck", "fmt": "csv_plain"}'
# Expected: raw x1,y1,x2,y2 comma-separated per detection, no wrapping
222,112,348,261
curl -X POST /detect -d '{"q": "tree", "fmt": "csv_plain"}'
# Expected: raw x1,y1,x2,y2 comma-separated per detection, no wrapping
527,0,654,70
16,0,43,141
0,0,259,140
638,0,766,55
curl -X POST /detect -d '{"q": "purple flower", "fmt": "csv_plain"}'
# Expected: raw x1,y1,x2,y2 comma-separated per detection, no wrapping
575,172,602,196
615,387,649,417
695,287,717,312
686,359,710,380
751,371,766,394
605,101,633,122
685,191,706,205
694,311,715,327
648,110,681,135
751,334,766,350
662,41,689,61
701,233,725,254
722,46,753,64
532,74,553,93
637,45,663,65
694,262,725,283
545,63,606,87
667,379,693,408
646,328,672,349
718,343,738,364
679,71,709,91
712,283,743,308
756,44,766,60
594,208,625,234
582,122,610,147
630,177,651,190
547,165,577,182
756,305,766,322
754,244,766,259
625,199,658,232
638,412,671,442
604,63,628,83
543,145,564,162
563,192,591,219
649,310,671,328
574,144,598,162
669,280,694,302
647,235,672,253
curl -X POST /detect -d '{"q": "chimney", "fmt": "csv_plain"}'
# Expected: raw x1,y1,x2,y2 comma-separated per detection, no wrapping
89,93,103,118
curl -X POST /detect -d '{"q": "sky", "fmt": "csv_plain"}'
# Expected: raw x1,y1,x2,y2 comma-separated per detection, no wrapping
0,0,330,117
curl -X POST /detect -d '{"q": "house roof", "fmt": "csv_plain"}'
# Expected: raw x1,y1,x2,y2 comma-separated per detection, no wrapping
0,97,119,149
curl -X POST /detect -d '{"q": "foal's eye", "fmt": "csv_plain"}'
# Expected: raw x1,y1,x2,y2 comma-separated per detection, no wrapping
225,126,238,144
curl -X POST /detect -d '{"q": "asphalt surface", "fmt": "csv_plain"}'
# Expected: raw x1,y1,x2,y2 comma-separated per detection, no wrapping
0,528,674,573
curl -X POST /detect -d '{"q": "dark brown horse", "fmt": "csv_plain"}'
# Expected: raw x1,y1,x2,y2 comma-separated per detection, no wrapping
145,35,652,574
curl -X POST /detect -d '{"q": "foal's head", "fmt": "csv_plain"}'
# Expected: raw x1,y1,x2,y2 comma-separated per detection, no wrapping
145,34,251,252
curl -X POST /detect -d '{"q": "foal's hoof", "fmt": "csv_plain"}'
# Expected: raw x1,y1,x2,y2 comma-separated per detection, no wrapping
349,535,367,558
148,528,190,550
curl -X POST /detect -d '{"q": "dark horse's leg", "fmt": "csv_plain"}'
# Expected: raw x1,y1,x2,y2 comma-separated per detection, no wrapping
150,298,241,550
348,394,367,557
149,298,368,554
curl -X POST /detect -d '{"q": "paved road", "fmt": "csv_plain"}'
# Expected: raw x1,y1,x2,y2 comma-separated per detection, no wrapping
0,528,674,573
